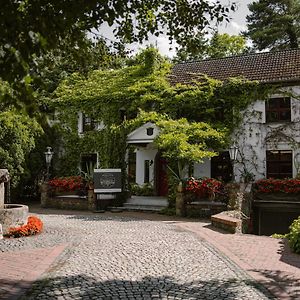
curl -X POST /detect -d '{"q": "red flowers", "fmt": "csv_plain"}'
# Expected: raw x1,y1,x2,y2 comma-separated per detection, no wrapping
254,178,300,194
6,216,43,238
48,176,85,192
183,177,224,199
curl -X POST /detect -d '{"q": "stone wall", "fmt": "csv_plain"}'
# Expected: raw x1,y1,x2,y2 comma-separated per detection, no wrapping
41,183,96,211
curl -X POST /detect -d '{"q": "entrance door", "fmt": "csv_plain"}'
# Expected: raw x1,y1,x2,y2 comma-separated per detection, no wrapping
211,151,233,182
155,154,168,196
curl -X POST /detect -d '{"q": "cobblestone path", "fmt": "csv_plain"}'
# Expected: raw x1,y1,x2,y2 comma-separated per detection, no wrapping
1,214,273,299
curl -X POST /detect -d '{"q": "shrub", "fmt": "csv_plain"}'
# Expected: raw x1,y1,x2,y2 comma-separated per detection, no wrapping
48,176,85,192
253,178,300,194
287,216,300,254
130,183,154,196
6,216,43,238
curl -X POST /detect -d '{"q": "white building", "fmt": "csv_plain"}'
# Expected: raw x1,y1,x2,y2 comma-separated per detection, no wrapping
127,49,300,191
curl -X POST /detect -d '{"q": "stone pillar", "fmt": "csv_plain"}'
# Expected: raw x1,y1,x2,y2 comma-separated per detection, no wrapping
40,182,48,208
176,182,186,217
0,169,9,209
88,186,96,211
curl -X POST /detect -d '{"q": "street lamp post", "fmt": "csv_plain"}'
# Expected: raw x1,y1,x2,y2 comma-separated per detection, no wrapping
229,144,239,181
44,146,54,180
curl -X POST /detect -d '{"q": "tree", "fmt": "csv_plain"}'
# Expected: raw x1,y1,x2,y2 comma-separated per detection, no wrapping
0,0,234,104
154,118,225,179
244,0,300,51
174,33,247,62
207,33,247,58
0,109,42,186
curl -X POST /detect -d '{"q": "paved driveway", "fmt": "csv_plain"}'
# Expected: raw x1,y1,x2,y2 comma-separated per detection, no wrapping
1,214,272,300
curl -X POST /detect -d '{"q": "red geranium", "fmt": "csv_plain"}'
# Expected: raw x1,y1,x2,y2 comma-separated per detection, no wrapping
183,177,224,199
48,176,85,191
254,178,300,194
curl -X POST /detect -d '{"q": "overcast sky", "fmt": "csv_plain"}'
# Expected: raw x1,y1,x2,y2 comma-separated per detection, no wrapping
98,0,253,58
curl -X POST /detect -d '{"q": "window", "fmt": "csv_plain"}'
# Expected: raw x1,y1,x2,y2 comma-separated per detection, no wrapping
82,114,96,132
265,97,291,123
144,160,150,183
266,150,292,179
211,151,233,182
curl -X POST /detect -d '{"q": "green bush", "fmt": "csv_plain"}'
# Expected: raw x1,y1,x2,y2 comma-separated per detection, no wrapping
287,216,300,254
130,183,154,196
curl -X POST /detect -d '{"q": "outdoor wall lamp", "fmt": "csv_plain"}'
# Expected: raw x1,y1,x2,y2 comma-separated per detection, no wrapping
229,144,239,162
44,146,54,180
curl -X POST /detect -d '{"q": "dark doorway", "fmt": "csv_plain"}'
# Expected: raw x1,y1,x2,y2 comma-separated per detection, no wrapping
211,151,233,182
155,153,168,196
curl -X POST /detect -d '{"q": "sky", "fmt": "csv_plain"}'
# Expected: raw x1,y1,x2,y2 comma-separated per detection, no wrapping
98,0,253,58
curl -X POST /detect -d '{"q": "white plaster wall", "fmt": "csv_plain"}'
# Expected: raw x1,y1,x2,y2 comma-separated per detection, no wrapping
194,159,211,178
234,85,300,182
135,144,158,185
127,123,159,143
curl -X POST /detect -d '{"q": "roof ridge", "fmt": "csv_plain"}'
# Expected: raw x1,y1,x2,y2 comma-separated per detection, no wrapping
175,48,300,66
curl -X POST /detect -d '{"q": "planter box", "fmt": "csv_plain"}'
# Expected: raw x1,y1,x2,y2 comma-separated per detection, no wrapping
186,201,227,218
255,192,300,202
44,195,88,211
49,188,87,197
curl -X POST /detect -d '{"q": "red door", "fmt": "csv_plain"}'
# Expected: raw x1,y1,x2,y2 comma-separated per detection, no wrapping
156,156,168,196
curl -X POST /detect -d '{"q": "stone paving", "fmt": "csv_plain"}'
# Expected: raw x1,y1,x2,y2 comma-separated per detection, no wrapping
0,213,272,300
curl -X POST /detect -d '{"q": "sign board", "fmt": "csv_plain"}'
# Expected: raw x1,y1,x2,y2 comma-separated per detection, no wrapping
93,169,122,193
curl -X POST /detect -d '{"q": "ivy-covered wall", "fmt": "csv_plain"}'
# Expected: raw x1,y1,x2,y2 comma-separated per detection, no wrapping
234,85,300,181
50,48,271,187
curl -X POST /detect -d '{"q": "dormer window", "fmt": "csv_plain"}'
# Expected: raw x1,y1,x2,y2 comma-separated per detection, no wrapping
266,97,291,123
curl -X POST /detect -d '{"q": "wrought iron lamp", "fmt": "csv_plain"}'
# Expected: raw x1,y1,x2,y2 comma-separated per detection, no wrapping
44,146,54,180
229,144,239,181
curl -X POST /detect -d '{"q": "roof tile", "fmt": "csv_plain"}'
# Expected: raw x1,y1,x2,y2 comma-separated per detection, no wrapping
170,49,300,85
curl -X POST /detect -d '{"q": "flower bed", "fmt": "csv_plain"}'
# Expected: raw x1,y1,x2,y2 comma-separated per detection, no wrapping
48,176,85,192
5,216,43,238
183,177,227,202
253,178,300,194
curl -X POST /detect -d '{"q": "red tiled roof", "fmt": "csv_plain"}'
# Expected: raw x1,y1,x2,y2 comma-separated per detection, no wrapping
170,49,300,85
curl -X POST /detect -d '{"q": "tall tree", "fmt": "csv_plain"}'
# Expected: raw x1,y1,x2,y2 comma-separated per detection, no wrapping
174,33,247,62
244,0,300,51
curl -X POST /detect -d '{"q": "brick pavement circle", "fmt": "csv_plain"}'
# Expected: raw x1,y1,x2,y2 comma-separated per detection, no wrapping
0,214,273,300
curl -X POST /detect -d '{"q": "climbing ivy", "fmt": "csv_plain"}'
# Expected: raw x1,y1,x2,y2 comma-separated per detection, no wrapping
51,47,271,182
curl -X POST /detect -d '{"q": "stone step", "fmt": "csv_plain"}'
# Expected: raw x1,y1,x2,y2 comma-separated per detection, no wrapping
126,196,168,207
121,205,165,212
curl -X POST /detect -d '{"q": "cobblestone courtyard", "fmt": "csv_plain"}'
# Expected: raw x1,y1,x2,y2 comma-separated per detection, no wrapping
0,214,272,299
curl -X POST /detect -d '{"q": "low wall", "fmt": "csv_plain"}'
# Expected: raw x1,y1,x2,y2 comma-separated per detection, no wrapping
186,201,227,218
41,183,96,211
211,212,241,233
0,204,28,235
43,195,89,211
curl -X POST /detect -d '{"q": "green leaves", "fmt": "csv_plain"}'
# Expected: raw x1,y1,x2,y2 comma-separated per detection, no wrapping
245,0,300,50
0,109,42,185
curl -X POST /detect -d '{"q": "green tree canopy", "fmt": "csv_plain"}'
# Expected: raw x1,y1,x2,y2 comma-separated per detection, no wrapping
0,109,42,185
174,33,247,62
1,0,234,106
244,0,300,51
